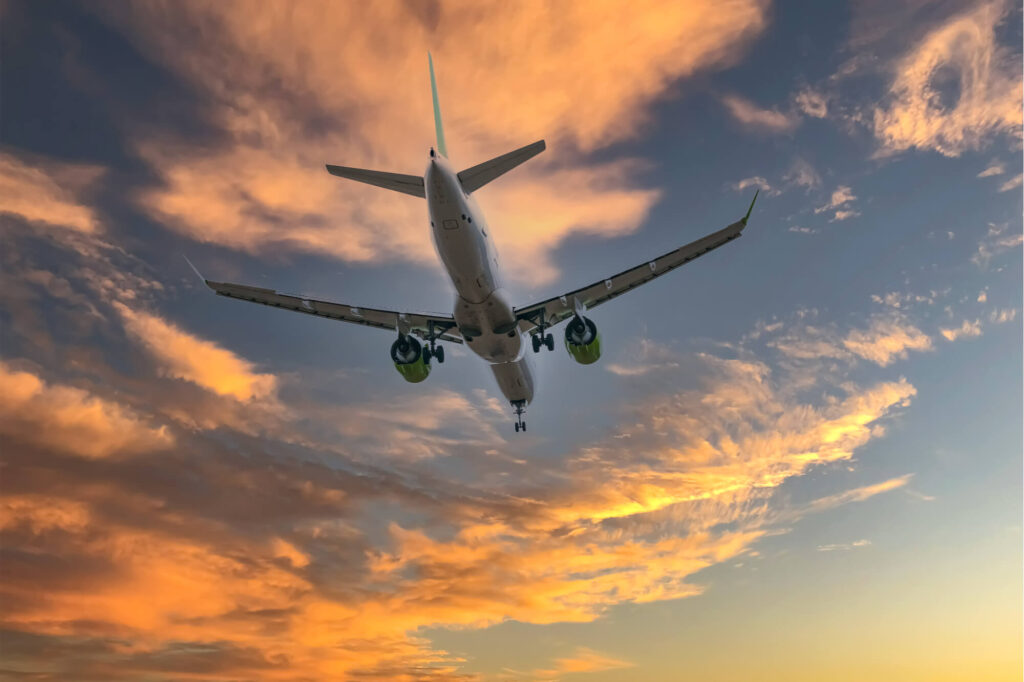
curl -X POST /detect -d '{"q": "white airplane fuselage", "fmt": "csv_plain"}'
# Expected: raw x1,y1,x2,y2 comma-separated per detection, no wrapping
424,153,535,407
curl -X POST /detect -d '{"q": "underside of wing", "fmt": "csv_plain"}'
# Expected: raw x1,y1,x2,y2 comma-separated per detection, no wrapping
515,194,757,333
203,279,462,344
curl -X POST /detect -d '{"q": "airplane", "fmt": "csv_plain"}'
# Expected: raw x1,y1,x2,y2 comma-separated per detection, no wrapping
190,55,757,433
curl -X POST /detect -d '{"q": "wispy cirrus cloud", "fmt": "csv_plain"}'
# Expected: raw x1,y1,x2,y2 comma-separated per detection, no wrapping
972,222,1023,267
940,319,983,341
998,173,1022,192
114,302,278,402
720,93,801,133
531,647,633,679
783,157,822,191
872,1,1023,157
814,184,859,222
0,153,104,235
977,160,1006,177
768,312,933,368
842,315,933,365
817,539,871,552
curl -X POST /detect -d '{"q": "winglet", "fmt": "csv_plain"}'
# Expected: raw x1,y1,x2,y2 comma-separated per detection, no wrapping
742,189,759,226
182,255,211,289
428,52,448,158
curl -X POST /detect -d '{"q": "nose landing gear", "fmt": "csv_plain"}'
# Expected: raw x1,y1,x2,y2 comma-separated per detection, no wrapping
512,400,527,433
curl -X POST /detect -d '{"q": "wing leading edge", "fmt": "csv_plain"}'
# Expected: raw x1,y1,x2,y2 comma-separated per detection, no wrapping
196,275,462,344
515,192,758,332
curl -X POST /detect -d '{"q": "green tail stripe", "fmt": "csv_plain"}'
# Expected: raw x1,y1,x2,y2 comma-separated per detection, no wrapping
428,52,448,158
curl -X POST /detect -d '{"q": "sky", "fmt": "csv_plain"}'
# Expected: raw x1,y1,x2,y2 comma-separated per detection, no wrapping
0,1,1021,680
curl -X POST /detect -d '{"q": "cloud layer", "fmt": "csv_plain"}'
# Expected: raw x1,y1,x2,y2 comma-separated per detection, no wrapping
111,0,770,284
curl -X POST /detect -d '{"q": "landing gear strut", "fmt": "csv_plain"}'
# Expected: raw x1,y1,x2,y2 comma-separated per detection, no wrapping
512,400,527,433
520,308,555,354
530,323,555,353
422,321,446,364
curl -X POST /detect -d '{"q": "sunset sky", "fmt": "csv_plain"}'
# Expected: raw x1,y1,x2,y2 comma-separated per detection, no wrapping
1,1,1021,680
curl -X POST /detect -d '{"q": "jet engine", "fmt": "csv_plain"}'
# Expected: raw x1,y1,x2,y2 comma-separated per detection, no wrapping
391,335,431,382
564,316,601,365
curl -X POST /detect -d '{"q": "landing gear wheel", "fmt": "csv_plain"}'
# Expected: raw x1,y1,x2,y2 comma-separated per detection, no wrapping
512,400,527,434
422,346,432,363
545,333,554,351
434,345,444,363
532,334,541,353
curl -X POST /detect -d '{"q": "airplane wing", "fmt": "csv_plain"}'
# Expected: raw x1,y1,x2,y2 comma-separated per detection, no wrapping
196,275,462,344
515,193,758,333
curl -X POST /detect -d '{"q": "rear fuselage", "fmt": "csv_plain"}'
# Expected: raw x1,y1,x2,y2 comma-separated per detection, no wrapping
424,153,534,406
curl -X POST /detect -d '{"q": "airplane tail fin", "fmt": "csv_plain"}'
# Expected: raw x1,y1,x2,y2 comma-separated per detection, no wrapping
428,52,448,158
457,140,546,194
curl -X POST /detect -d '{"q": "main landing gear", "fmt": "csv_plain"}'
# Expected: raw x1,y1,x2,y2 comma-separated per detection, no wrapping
530,322,555,353
520,309,555,354
512,400,527,433
421,321,446,363
422,342,444,363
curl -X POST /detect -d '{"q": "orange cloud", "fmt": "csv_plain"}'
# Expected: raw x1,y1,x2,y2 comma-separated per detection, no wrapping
841,316,933,365
0,152,104,234
533,647,633,679
802,475,913,514
0,361,172,459
873,2,1023,157
767,314,933,367
108,0,769,283
940,319,983,341
115,302,277,402
0,335,920,679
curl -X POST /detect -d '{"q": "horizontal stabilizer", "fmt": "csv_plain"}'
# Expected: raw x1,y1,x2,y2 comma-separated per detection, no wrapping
457,140,546,194
325,165,425,198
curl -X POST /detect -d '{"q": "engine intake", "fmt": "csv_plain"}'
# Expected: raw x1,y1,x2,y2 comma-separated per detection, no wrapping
564,316,601,365
391,336,431,382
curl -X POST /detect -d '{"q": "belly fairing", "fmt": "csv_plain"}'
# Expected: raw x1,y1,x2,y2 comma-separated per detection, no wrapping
454,288,521,362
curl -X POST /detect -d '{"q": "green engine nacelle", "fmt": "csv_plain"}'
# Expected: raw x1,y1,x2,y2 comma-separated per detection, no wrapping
564,316,602,365
391,336,431,383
